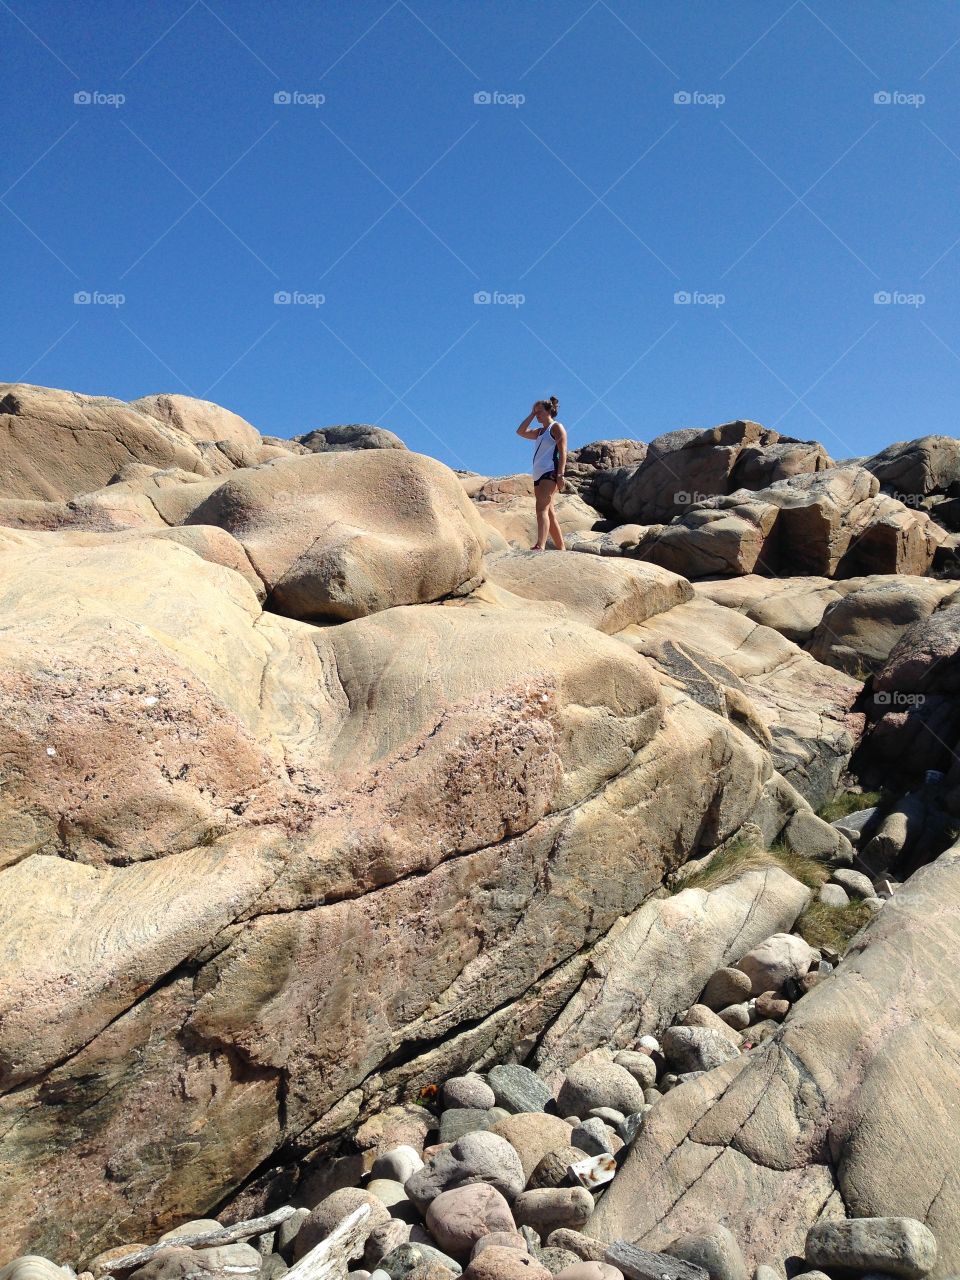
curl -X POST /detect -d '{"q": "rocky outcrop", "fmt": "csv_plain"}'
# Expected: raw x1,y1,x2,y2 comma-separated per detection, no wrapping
294,425,407,453
608,421,832,525
0,384,231,501
129,393,263,465
863,435,960,500
584,844,960,1276
464,476,601,548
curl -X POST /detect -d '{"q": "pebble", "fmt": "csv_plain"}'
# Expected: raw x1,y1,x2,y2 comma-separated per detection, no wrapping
864,895,885,912
439,1109,498,1144
462,1246,549,1280
636,1035,660,1054
379,1243,463,1279
526,1146,590,1190
717,1003,751,1032
754,992,790,1022
742,1019,780,1045
511,1187,594,1234
425,1183,517,1260
405,1265,458,1280
546,1231,607,1263
570,1118,617,1156
557,1051,646,1117
700,966,753,1011
805,1217,938,1278
819,883,850,908
678,1004,743,1048
735,933,817,995
443,1075,497,1111
368,1178,411,1208
0,1263,73,1280
530,1248,581,1274
830,867,875,898
613,1111,644,1145
587,1106,625,1125
612,1052,657,1090
664,1225,748,1280
661,1026,741,1073
406,1131,525,1211
294,1188,390,1261
753,1267,780,1280
193,1244,261,1272
487,1065,553,1115
488,1112,575,1181
365,1222,413,1269
260,1256,288,1280
277,1207,310,1259
643,1088,663,1105
373,1146,426,1184
555,1266,623,1280
471,1233,528,1257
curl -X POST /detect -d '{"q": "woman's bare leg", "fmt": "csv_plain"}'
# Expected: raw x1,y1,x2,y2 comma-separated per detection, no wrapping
533,483,551,549
547,497,565,550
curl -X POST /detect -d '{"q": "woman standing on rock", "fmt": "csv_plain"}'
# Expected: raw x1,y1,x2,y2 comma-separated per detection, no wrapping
516,396,568,551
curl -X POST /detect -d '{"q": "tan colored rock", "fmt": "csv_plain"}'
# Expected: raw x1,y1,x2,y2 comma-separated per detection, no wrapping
462,1247,549,1280
426,1184,516,1260
468,475,600,548
678,1004,743,1048
294,1188,389,1260
129,393,261,457
488,1113,576,1182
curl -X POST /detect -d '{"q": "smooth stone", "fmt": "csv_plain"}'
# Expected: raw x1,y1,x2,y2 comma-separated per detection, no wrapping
489,1113,575,1182
295,1188,391,1261
661,1026,741,1073
546,1232,606,1263
717,1003,751,1031
404,1263,459,1280
612,1052,657,1090
471,1234,528,1258
604,1241,709,1280
462,1247,549,1280
643,1088,663,1105
700,967,752,1011
570,1118,616,1156
864,895,885,912
511,1187,594,1233
529,1248,581,1274
487,1065,553,1115
277,1207,310,1259
663,1226,749,1280
805,1218,938,1278
368,1178,411,1208
0,1263,72,1280
613,1112,644,1145
194,1245,261,1271
406,1130,525,1211
830,867,875,898
260,1257,287,1280
753,1268,780,1280
819,883,850,908
735,933,817,995
755,991,790,1022
425,1184,517,1261
443,1075,497,1111
526,1146,590,1190
586,1106,625,1124
373,1146,426,1184
379,1244,463,1278
365,1221,412,1269
678,1004,743,1048
557,1051,647,1117
555,1266,623,1280
439,1109,497,1144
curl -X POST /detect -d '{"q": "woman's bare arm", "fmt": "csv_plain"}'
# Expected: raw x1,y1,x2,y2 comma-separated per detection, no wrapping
516,409,539,439
552,422,568,485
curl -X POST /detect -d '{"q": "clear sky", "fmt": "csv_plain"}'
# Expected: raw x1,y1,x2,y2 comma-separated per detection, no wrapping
4,1,960,475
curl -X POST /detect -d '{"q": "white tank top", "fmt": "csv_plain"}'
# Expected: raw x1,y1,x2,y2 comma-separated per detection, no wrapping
532,421,562,479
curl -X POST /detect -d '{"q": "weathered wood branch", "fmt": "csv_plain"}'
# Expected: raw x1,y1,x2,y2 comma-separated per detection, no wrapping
100,1205,299,1273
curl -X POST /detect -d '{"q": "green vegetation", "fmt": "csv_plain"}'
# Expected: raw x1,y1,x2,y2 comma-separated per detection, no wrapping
794,899,874,952
676,837,830,894
817,789,881,824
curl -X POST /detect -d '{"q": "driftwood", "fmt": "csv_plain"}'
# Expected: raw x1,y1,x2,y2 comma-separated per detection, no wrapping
100,1206,298,1273
604,1241,709,1280
281,1206,371,1280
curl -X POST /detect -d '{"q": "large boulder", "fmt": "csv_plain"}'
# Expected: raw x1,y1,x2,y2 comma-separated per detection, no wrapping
863,435,960,499
584,844,960,1274
467,475,601,548
180,450,489,620
129,393,262,462
0,383,227,501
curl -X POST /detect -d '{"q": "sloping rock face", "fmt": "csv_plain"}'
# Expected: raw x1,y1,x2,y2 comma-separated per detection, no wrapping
129,393,262,463
0,384,230,501
608,421,832,525
563,439,648,512
863,435,960,499
0,521,830,1262
585,844,960,1276
464,475,601,547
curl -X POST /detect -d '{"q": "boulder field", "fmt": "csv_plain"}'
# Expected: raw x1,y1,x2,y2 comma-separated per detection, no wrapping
0,388,955,1279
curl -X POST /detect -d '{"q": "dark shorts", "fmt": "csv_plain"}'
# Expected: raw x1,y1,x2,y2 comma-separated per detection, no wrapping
534,471,559,486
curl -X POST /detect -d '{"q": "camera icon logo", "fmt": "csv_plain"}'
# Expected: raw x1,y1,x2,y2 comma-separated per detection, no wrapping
473,91,492,105
74,90,92,104
274,291,292,304
874,91,891,104
674,91,691,105
473,290,491,304
874,691,891,705
674,290,691,304
73,291,91,304
874,291,891,304
674,491,691,504
274,91,292,105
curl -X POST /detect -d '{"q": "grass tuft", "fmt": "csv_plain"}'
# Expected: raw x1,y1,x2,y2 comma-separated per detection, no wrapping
817,790,881,824
794,899,874,952
677,837,830,894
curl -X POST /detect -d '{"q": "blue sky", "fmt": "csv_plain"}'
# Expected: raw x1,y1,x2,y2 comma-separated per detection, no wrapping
4,1,960,475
